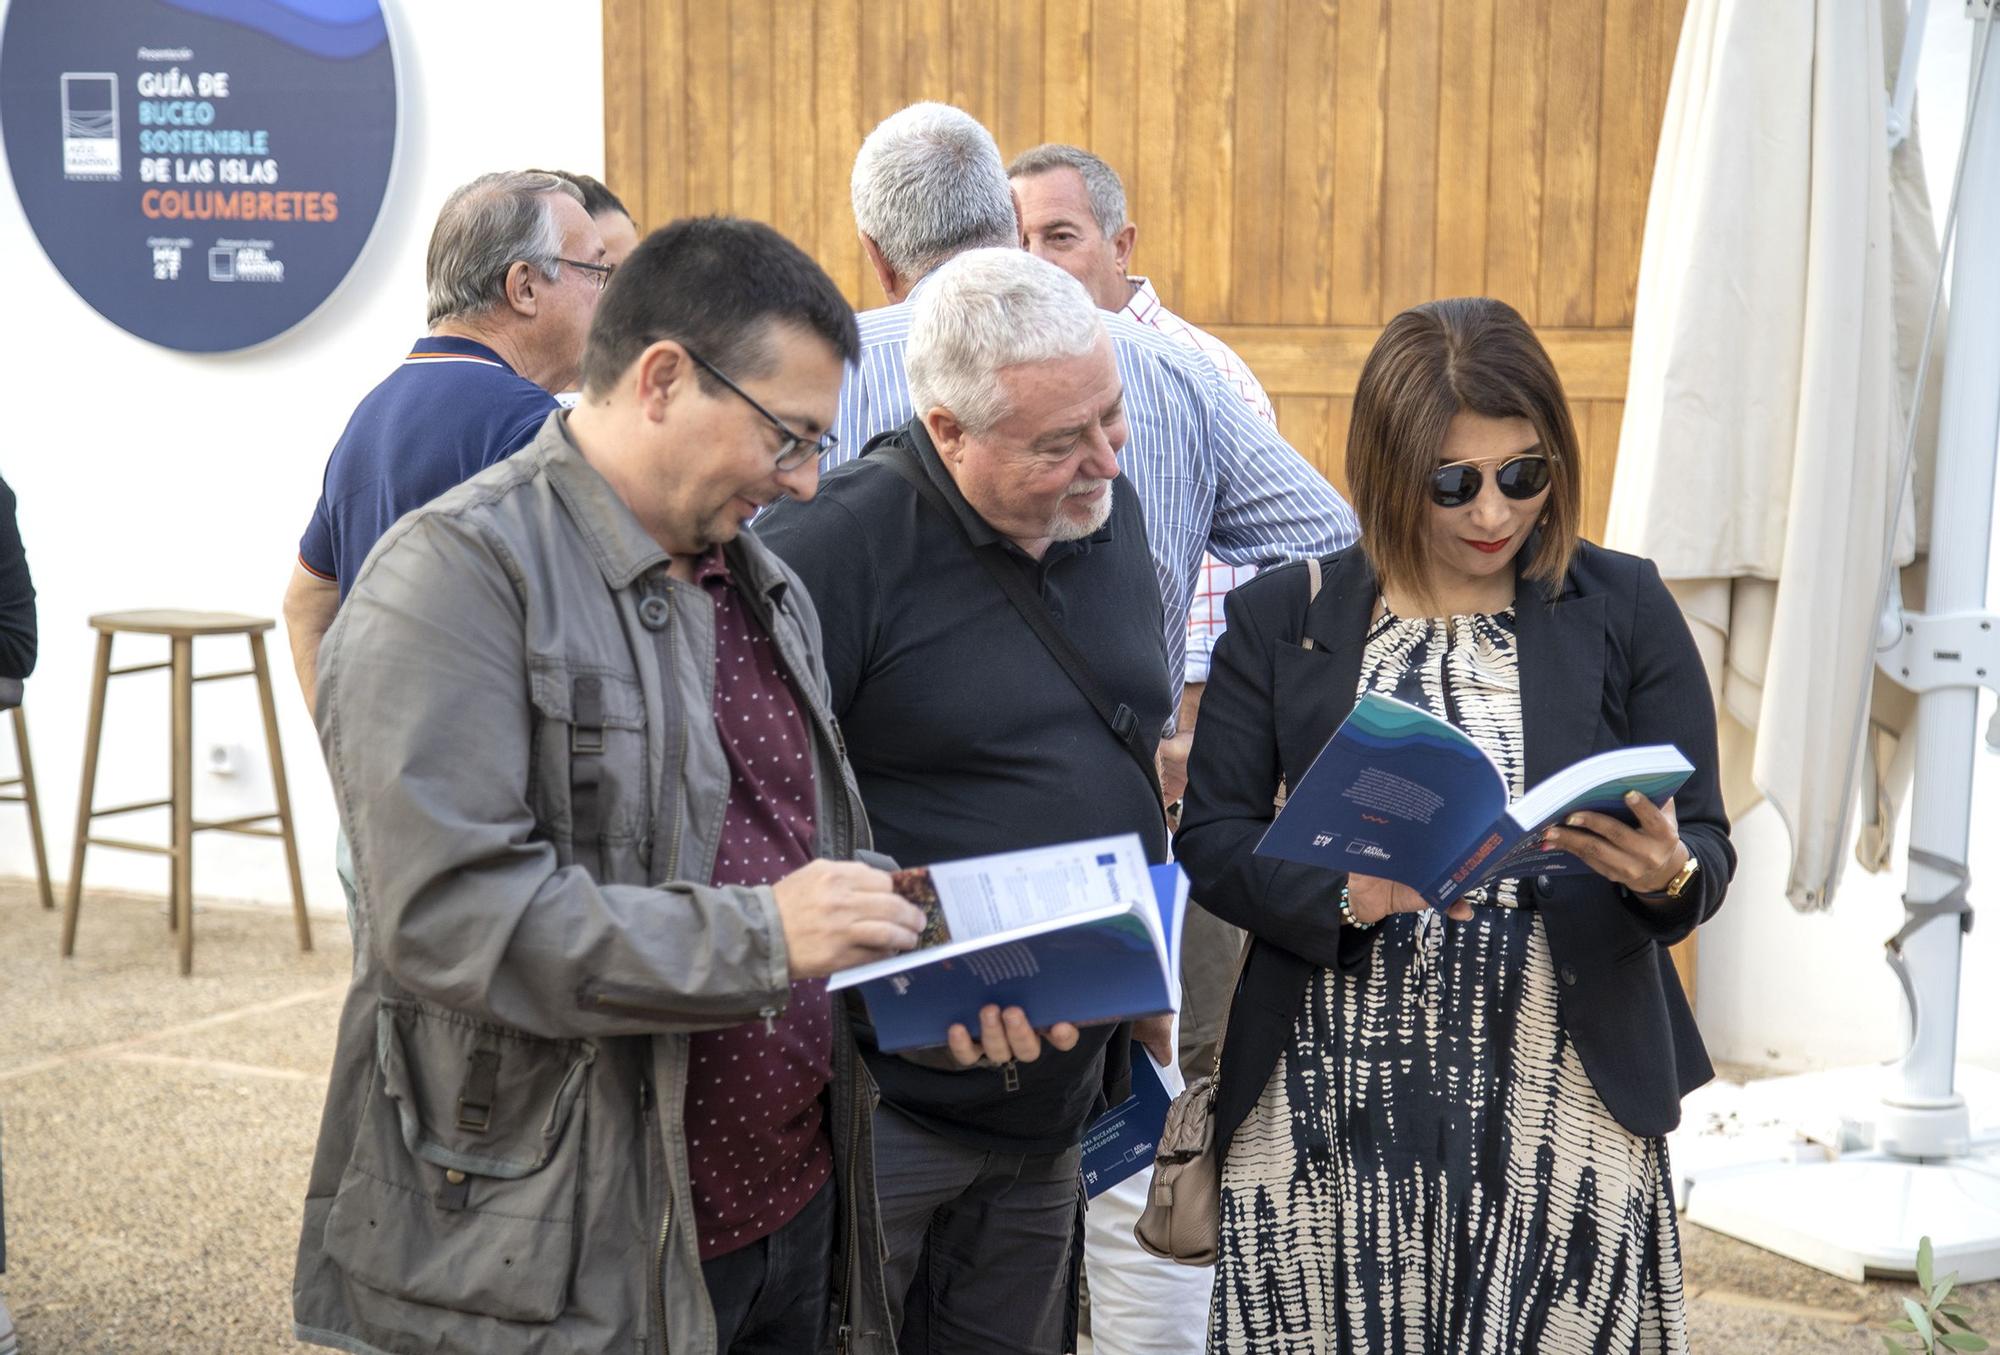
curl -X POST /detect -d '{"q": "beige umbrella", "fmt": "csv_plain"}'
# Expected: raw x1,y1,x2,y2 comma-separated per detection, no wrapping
1605,0,1940,913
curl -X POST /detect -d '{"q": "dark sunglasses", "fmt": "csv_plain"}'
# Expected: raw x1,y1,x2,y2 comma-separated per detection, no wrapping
1429,454,1554,508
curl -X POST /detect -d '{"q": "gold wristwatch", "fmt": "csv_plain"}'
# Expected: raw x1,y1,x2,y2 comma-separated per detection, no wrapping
1651,845,1700,900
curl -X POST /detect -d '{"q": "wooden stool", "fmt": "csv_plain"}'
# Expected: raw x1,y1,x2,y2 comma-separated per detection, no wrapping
0,679,54,910
62,611,312,974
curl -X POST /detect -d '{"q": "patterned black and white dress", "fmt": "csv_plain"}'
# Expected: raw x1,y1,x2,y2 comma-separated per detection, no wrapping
1208,605,1687,1355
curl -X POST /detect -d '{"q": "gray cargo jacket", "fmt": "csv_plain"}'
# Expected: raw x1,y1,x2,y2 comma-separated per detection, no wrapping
292,414,895,1355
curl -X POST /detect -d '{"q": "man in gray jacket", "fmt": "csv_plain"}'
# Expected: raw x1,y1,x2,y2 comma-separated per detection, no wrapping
292,217,926,1355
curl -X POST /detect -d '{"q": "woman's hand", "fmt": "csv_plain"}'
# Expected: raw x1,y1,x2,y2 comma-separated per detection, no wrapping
1347,873,1476,923
1541,792,1689,899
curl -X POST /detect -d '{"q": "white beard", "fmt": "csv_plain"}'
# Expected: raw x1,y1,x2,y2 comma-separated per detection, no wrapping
1047,477,1114,542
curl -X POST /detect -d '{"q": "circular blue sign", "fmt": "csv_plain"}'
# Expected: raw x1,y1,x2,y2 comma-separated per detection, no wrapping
1,0,397,353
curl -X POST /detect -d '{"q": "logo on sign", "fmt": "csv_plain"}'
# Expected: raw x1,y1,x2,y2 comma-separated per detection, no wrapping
60,72,119,179
208,239,282,282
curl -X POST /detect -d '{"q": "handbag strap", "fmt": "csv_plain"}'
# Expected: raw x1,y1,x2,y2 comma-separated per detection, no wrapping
1272,557,1326,811
1298,556,1323,649
874,435,1167,816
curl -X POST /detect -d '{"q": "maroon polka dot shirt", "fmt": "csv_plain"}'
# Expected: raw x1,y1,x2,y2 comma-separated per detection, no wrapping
684,548,832,1261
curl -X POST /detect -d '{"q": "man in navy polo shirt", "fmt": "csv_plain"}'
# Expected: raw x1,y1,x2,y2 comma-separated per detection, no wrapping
281,169,610,710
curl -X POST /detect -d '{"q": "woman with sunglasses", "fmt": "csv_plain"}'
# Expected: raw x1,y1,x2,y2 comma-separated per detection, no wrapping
1177,297,1732,1354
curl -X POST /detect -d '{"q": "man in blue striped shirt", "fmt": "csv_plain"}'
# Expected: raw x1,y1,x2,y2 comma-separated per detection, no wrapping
829,103,1360,751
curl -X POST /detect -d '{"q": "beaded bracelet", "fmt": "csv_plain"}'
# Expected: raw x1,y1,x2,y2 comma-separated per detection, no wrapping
1338,881,1374,930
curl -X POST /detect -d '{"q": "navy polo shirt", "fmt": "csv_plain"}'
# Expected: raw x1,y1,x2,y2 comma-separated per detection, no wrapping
299,336,557,598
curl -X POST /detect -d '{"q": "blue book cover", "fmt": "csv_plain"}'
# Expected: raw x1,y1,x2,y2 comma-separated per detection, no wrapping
1080,1050,1175,1198
1254,691,1693,908
830,837,1190,1054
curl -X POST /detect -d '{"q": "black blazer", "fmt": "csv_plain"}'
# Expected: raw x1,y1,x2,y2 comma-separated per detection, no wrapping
1176,540,1735,1152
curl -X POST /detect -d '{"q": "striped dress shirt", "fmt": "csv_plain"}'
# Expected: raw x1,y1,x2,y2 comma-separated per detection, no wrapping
825,280,1360,709
1120,276,1278,686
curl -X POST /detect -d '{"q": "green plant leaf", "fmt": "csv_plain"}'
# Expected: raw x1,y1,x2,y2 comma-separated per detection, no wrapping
1938,1333,1988,1351
1919,1238,1936,1293
1909,1298,1937,1344
1892,1319,1919,1332
1883,1337,1911,1355
1941,1305,1977,1322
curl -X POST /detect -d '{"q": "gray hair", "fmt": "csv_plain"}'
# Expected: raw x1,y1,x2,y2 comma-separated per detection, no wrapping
1006,143,1127,240
907,248,1106,435
850,102,1019,282
425,170,585,325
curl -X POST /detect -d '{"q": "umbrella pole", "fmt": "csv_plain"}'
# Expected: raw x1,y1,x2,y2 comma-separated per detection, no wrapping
1683,6,2000,1283
1875,0,2000,1160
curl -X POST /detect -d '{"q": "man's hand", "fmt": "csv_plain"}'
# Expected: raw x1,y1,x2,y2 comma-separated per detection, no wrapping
1158,680,1205,808
1132,1013,1174,1067
945,1003,1081,1067
773,860,925,978
1157,729,1193,807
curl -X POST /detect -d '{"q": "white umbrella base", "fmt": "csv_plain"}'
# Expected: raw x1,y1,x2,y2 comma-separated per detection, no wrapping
1685,1151,2000,1282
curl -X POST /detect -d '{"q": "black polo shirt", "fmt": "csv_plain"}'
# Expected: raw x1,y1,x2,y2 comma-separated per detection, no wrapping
755,419,1171,1154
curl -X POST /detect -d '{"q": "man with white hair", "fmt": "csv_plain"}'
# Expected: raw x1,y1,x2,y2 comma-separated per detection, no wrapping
757,248,1172,1355
831,102,1359,808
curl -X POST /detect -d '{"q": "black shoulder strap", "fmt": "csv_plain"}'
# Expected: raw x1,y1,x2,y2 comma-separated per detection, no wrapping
570,674,605,873
874,437,1166,817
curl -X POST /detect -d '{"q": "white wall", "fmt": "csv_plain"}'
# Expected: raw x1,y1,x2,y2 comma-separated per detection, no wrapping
0,0,604,917
1695,8,2000,1072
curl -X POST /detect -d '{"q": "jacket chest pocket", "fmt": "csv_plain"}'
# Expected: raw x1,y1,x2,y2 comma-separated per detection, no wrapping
526,662,651,878
322,1000,595,1324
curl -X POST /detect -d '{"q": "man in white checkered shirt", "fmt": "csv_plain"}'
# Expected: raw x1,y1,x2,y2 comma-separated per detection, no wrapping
1011,140,1296,1355
1010,143,1282,811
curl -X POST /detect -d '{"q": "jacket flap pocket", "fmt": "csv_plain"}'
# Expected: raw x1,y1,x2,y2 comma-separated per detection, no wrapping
527,660,645,729
376,1000,595,1179
322,1169,571,1325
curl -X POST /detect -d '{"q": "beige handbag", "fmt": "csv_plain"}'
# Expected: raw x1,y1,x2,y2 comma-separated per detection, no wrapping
1131,944,1248,1265
1134,559,1322,1266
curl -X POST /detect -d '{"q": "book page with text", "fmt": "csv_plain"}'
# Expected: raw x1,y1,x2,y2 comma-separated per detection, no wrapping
927,834,1154,940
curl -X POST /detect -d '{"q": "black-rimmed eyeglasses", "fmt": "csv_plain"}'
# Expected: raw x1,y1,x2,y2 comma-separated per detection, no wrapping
557,257,615,291
682,346,836,471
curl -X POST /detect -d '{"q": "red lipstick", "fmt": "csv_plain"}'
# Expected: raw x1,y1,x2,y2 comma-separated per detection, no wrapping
1465,537,1511,554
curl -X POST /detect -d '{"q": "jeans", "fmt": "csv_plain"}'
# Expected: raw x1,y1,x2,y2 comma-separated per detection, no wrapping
873,1103,1084,1355
700,1176,837,1355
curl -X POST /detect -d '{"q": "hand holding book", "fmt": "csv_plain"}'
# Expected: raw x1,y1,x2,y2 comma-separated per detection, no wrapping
1540,789,1691,899
1346,872,1463,925
774,859,926,978
944,1003,1081,1066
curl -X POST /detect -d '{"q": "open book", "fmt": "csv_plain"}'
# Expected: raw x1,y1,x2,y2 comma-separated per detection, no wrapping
1254,690,1693,908
828,834,1189,1054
